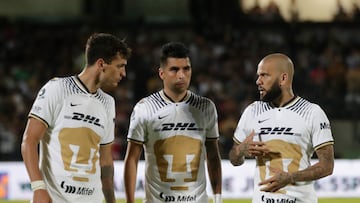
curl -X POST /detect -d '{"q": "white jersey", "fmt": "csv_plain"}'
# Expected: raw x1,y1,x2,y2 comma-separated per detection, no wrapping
29,76,115,203
127,90,219,203
233,96,334,203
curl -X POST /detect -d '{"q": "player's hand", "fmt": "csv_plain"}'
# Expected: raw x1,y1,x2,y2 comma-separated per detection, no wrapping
258,166,293,192
32,189,52,203
244,130,270,157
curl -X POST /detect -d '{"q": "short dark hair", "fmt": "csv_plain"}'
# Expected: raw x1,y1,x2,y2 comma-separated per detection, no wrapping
85,33,131,66
160,42,190,66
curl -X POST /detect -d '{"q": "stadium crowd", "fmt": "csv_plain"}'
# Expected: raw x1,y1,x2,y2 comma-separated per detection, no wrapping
0,17,360,161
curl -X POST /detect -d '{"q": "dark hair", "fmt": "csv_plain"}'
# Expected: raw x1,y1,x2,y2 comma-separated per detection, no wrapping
160,42,190,66
85,33,131,66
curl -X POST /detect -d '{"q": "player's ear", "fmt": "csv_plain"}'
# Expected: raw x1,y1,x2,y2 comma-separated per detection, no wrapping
96,58,106,72
280,73,288,85
158,67,164,79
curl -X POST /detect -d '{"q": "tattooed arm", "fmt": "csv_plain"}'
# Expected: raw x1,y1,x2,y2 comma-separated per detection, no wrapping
100,144,116,203
229,130,270,166
259,144,334,192
290,144,334,182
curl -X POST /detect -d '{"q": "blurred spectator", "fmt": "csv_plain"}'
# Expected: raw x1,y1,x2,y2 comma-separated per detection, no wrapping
289,0,299,22
351,2,360,22
334,0,353,22
262,1,284,22
246,0,284,22
345,48,360,113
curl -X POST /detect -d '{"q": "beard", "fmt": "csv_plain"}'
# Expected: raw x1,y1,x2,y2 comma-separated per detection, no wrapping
260,81,282,102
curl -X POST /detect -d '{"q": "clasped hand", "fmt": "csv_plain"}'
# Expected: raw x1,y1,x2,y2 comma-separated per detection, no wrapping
243,131,292,192
259,167,293,192
242,130,270,157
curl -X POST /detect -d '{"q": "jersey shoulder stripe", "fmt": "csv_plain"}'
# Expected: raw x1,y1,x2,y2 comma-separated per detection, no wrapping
186,91,216,118
287,97,314,117
63,76,87,95
93,89,115,112
141,92,170,115
59,76,115,112
55,76,86,99
139,91,215,116
287,97,314,121
250,101,272,117
250,97,315,120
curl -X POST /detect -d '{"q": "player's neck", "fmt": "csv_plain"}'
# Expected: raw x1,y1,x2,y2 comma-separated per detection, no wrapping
272,93,296,107
77,69,99,94
163,89,187,103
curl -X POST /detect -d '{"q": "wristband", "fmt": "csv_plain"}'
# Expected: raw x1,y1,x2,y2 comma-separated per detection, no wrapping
31,180,46,191
213,194,222,203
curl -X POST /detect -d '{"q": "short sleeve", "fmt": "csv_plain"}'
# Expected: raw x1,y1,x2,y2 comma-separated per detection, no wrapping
29,78,62,127
206,100,220,139
311,105,334,150
102,97,115,145
127,99,148,143
233,104,254,144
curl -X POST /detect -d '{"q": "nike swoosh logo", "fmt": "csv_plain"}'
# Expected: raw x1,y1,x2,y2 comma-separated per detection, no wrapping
70,103,81,107
158,115,169,119
258,118,270,123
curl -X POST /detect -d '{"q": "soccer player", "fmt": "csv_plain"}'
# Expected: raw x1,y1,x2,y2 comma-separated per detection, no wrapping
229,53,334,203
21,33,131,203
124,42,222,203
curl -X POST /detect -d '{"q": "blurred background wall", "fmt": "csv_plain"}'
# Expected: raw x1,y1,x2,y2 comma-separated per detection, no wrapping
0,0,360,161
1,0,360,22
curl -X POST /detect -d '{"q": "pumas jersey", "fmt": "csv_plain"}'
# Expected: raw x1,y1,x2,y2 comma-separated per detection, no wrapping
29,76,115,203
233,96,334,203
128,90,219,203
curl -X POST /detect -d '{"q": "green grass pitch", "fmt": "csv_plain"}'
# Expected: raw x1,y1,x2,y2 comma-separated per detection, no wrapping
0,198,359,203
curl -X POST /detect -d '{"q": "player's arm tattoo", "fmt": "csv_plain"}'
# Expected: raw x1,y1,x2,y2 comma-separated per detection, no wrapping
291,144,334,182
229,143,247,166
101,165,115,203
229,132,257,166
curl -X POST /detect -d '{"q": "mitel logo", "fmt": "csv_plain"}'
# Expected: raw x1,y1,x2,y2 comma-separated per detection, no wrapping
160,193,176,202
159,192,197,202
65,112,104,129
61,181,95,195
261,195,297,203
155,123,203,131
320,122,331,130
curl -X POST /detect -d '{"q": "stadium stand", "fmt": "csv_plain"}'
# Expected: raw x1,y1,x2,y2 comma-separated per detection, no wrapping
1,2,360,161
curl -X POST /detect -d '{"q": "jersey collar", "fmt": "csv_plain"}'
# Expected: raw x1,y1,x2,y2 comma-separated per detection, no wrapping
73,75,98,95
160,90,191,103
270,95,299,108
